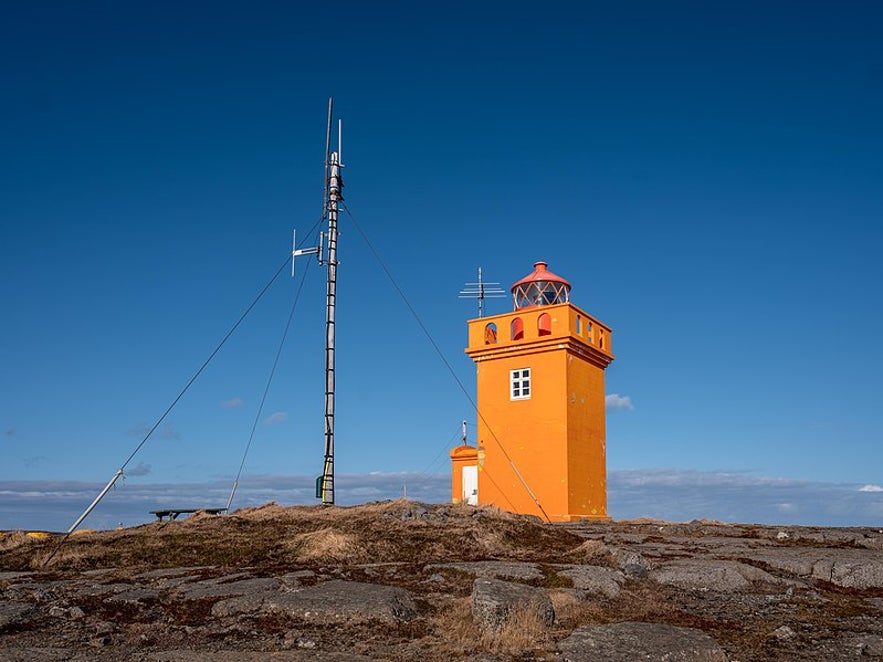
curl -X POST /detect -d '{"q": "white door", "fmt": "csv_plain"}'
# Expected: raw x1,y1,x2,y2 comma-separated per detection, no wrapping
462,465,478,505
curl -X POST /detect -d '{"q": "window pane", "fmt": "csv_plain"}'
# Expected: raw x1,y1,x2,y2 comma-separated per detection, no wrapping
511,367,531,399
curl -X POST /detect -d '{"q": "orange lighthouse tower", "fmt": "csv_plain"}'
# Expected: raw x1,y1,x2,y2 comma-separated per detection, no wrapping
450,261,615,521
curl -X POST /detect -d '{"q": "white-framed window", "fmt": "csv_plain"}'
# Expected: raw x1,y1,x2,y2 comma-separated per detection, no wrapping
510,368,531,400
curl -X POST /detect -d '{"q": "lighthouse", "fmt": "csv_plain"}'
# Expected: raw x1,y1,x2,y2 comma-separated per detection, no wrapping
450,261,615,521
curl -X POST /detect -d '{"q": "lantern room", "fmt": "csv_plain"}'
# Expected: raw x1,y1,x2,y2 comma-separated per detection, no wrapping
511,261,571,309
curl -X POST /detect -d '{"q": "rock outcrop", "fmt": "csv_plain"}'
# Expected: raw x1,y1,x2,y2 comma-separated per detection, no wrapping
471,577,555,631
1,502,881,660
559,621,729,661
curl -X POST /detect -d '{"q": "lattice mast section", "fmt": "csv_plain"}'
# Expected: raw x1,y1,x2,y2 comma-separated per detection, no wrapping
292,98,344,505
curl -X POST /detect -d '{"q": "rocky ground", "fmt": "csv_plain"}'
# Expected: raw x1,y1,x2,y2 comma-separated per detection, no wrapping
1,501,881,660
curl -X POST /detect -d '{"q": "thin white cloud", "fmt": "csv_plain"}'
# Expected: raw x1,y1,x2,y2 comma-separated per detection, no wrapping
23,456,48,469
128,423,151,438
264,412,288,425
608,469,883,526
222,398,244,408
605,393,634,411
859,484,883,492
128,422,180,441
127,462,152,477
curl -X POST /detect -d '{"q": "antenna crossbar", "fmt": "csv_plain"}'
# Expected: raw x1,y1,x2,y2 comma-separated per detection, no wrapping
458,267,506,318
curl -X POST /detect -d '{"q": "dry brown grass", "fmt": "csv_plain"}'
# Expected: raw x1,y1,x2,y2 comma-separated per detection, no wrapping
230,501,292,521
282,527,368,564
548,588,604,627
0,531,37,553
28,542,86,569
561,539,615,566
0,500,585,572
480,603,554,653
427,597,482,655
426,595,554,657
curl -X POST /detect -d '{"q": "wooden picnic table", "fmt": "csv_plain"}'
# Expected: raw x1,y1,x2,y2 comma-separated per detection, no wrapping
149,508,226,521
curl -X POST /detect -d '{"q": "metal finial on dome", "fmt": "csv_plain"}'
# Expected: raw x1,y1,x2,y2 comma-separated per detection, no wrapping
511,261,571,310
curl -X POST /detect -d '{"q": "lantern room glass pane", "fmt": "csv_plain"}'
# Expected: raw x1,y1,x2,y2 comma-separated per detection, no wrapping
513,281,569,309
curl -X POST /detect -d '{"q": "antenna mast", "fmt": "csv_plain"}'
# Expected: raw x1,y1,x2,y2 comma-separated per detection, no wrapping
459,267,505,317
292,98,343,505
320,101,343,506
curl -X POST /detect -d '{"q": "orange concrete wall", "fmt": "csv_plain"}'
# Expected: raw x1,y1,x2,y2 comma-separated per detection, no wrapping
465,302,613,522
475,348,570,518
565,354,608,517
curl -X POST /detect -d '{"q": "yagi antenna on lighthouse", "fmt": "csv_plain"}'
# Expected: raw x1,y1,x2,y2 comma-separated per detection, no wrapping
459,267,506,318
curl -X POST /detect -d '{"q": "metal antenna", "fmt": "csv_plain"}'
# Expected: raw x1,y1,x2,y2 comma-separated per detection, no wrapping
290,98,343,506
321,128,342,506
322,98,332,219
462,420,468,446
458,267,506,318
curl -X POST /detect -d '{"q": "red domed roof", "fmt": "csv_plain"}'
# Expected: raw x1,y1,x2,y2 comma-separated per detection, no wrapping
511,261,571,291
510,261,571,310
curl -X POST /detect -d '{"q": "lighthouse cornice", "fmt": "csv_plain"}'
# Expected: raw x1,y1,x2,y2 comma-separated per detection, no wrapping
466,335,614,368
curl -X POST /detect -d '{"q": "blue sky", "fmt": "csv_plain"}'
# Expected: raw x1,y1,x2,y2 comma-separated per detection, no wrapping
2,1,881,530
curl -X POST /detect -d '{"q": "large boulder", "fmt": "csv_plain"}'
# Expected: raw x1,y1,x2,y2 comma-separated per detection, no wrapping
175,577,283,600
555,565,625,598
817,558,883,589
745,549,883,589
650,559,779,591
610,547,651,577
559,621,728,661
471,578,554,631
212,580,417,623
425,561,543,581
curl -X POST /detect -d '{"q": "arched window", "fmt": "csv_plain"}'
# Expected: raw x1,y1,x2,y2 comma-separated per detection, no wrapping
538,313,551,336
484,322,498,345
511,317,524,341
575,314,582,335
